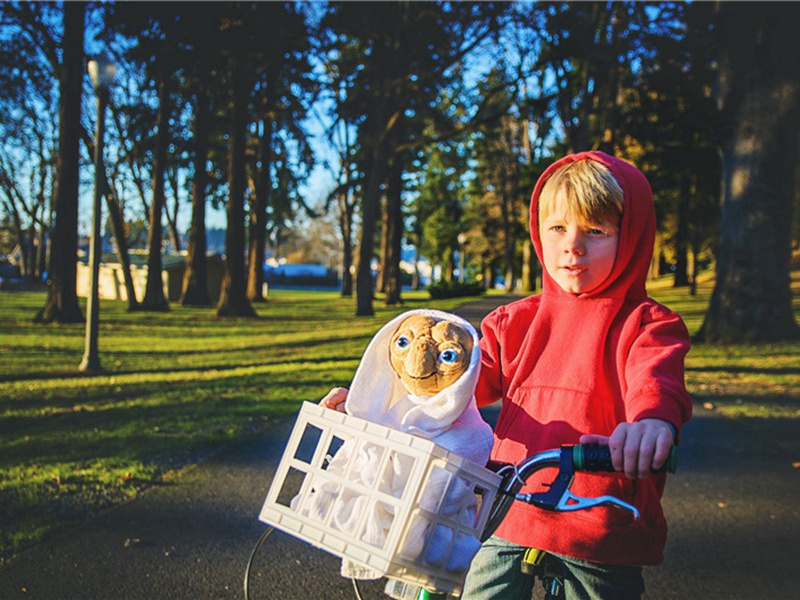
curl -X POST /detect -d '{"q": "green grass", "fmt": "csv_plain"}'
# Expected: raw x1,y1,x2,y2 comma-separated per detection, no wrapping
0,289,470,561
0,271,798,563
646,269,800,454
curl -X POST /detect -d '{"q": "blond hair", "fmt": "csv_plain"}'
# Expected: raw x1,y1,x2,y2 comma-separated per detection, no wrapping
538,159,624,229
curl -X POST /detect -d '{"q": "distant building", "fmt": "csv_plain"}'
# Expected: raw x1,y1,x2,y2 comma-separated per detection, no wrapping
76,252,225,303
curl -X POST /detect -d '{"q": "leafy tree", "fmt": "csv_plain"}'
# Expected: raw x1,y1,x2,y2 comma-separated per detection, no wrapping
629,2,720,291
323,1,503,314
0,4,58,281
103,4,193,312
168,5,230,307
415,140,467,283
470,66,528,291
698,3,800,342
532,1,652,154
245,2,315,304
323,116,360,297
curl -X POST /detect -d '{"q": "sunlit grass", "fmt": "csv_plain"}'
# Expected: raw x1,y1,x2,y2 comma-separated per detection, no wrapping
0,289,470,561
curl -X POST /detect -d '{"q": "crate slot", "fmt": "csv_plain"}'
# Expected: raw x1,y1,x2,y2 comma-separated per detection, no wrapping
293,423,323,464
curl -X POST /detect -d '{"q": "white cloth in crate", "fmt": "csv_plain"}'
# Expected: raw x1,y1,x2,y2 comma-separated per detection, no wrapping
294,309,494,579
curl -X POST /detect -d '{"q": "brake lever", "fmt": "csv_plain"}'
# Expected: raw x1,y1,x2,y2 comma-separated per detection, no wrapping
528,489,640,520
515,446,641,521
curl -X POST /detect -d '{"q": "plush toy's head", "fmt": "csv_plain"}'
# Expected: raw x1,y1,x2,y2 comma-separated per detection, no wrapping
388,314,473,397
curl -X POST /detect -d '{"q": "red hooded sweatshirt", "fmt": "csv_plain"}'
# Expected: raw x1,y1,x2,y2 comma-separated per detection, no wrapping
476,151,692,566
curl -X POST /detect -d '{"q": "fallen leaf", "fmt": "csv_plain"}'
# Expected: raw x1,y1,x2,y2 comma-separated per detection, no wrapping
703,402,715,410
793,462,800,469
717,502,729,509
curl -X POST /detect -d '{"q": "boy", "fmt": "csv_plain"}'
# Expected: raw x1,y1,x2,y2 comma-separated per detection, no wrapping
462,151,692,599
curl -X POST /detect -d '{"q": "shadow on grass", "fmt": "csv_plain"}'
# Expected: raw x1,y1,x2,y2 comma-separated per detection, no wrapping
0,349,363,384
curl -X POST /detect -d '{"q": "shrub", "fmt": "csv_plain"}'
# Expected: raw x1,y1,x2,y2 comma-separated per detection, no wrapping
427,280,485,300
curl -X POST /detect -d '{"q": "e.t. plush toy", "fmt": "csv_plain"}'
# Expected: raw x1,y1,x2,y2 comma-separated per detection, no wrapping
296,310,494,579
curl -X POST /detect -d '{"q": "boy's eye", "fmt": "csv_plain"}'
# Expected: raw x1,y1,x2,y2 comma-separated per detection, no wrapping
438,349,459,364
395,336,410,349
550,225,566,232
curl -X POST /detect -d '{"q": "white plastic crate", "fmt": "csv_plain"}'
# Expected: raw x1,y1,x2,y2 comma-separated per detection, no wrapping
259,401,501,596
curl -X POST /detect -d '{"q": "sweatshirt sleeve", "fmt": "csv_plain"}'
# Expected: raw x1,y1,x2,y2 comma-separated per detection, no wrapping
475,307,505,408
623,302,693,436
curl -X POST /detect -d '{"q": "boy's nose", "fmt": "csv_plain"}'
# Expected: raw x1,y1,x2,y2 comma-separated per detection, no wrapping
563,230,586,254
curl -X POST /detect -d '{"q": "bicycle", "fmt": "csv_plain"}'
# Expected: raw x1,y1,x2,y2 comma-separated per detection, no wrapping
244,402,677,600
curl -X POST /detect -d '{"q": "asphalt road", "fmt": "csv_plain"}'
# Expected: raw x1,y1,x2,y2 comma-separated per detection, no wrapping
1,296,798,599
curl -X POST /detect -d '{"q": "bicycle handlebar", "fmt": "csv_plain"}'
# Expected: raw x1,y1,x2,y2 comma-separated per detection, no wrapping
573,443,678,474
481,443,679,542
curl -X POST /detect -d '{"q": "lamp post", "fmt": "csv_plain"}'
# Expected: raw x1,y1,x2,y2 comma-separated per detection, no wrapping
79,54,115,373
457,233,467,283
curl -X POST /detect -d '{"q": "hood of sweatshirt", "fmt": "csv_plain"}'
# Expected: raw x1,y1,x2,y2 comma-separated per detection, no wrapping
529,151,655,301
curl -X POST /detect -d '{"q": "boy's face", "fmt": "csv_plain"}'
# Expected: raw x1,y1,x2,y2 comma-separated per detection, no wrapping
540,191,619,295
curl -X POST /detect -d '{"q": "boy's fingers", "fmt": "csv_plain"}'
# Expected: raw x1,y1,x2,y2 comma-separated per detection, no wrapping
636,435,657,479
578,434,609,445
651,428,674,471
623,430,645,479
608,425,630,473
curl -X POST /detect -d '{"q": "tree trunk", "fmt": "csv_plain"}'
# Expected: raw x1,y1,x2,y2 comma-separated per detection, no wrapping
103,173,139,311
141,75,170,312
247,108,274,303
384,148,405,306
180,87,211,306
339,192,354,297
35,2,84,323
673,179,692,287
521,238,538,292
165,168,181,254
217,49,256,318
374,196,386,294
355,110,389,317
411,248,421,291
698,4,800,342
501,186,516,292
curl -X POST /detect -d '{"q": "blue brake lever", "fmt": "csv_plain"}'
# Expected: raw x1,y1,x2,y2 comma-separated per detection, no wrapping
516,446,641,520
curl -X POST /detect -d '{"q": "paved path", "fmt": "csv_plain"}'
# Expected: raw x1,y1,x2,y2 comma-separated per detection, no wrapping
1,295,798,599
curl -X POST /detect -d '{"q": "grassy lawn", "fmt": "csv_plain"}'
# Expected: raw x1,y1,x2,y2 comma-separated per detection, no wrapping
0,271,798,563
649,271,800,429
0,289,472,562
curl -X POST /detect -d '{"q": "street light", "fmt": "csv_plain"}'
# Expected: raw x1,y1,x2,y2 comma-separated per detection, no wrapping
79,53,115,372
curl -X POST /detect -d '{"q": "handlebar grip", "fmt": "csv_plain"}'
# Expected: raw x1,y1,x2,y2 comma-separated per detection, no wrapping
572,444,678,474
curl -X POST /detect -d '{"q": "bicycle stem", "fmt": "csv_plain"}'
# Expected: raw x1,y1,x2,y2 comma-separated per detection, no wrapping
481,449,561,541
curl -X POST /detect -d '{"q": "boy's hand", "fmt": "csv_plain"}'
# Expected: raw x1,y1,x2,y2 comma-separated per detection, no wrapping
580,419,674,479
320,387,348,413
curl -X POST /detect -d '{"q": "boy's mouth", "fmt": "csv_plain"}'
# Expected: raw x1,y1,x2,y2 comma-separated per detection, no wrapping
560,265,587,274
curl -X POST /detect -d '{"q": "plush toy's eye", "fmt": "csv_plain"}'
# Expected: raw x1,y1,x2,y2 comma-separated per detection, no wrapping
395,335,410,349
438,349,459,364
